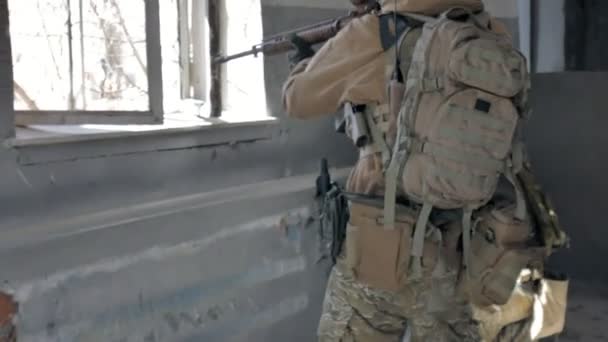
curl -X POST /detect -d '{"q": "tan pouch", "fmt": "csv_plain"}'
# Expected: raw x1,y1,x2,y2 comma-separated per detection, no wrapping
345,203,439,291
468,206,542,306
531,277,569,339
474,284,535,341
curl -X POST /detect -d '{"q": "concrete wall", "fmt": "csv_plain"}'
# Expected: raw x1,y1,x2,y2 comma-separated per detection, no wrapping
0,2,358,341
527,72,608,282
565,0,608,71
0,1,606,341
534,0,566,72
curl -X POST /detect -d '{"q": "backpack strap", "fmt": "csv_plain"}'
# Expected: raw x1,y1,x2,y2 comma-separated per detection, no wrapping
400,12,436,24
505,161,527,221
381,27,422,231
409,202,433,279
365,104,392,168
462,207,474,276
506,127,528,221
459,206,476,300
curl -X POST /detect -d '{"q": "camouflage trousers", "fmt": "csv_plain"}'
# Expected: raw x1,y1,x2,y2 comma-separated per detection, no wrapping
317,260,482,342
317,261,536,342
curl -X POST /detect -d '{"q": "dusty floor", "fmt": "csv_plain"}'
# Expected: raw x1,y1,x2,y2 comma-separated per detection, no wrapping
556,282,608,342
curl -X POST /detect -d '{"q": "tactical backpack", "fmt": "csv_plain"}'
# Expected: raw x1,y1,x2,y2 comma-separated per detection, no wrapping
376,8,531,278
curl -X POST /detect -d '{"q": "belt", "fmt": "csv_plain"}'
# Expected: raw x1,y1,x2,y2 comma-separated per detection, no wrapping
344,192,462,227
344,192,416,212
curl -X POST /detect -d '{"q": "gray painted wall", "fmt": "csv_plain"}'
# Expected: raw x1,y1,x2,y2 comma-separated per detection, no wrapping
0,5,356,341
0,2,605,341
534,0,566,72
565,0,608,71
526,72,608,282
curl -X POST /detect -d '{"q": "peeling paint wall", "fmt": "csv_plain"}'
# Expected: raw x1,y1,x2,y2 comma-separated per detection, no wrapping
0,1,606,341
0,292,17,342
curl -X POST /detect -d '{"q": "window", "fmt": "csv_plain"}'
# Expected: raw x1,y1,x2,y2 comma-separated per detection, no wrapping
9,0,163,125
221,0,267,115
176,0,267,117
2,0,271,143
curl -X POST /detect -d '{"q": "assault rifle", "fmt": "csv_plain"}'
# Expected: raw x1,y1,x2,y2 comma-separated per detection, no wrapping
213,0,380,64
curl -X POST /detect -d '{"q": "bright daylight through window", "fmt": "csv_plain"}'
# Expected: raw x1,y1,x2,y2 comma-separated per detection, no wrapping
7,0,269,138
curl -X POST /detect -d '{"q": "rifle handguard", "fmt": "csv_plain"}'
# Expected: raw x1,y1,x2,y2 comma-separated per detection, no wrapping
214,1,378,64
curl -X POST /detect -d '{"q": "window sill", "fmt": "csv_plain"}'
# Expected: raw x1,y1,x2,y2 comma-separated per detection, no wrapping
7,112,280,166
7,112,278,147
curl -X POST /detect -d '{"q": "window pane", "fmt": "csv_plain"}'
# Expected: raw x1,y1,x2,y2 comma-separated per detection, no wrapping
159,0,181,114
10,0,70,110
9,0,150,111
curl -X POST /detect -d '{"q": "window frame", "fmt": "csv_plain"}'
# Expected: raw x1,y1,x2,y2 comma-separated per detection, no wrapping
1,0,14,140
10,0,164,126
1,0,278,163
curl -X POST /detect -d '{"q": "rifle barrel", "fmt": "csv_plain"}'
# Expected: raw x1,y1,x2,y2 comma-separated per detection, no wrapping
213,47,261,64
263,14,351,41
213,11,364,64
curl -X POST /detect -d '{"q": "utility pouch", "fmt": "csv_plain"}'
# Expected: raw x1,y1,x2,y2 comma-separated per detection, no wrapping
467,206,544,307
531,274,569,339
320,184,350,264
344,103,370,148
518,167,569,255
345,202,440,291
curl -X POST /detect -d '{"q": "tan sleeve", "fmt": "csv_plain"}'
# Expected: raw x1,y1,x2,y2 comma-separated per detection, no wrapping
282,14,387,119
489,17,513,41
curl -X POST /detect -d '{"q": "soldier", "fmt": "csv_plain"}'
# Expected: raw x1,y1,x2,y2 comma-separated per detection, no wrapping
283,0,568,341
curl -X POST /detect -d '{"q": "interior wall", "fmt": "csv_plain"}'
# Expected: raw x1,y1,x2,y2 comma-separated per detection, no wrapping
565,0,608,71
526,72,608,283
0,2,357,341
0,1,605,340
534,0,566,72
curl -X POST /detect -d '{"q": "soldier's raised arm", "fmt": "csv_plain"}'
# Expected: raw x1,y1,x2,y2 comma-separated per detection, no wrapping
282,14,387,119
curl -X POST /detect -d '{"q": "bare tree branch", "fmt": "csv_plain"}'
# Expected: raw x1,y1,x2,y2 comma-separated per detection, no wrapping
14,81,40,110
67,0,76,110
37,1,63,80
108,0,147,76
79,0,87,108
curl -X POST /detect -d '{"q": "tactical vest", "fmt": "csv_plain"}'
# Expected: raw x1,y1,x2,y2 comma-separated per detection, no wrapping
343,9,567,308
346,9,531,298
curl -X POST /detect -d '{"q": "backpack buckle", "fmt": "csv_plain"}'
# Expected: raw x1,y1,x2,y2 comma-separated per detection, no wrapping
420,77,443,92
408,138,426,154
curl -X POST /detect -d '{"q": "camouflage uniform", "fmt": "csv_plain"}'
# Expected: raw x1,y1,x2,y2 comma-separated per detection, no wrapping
282,1,546,341
318,259,542,342
318,256,481,341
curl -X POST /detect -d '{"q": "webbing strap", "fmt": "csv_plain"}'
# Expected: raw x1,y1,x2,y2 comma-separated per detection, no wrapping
401,12,436,24
410,202,433,280
461,207,474,300
420,77,443,92
372,105,391,132
431,227,448,277
380,17,421,233
366,107,392,170
383,151,406,230
462,208,473,276
505,161,527,221
511,140,525,174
